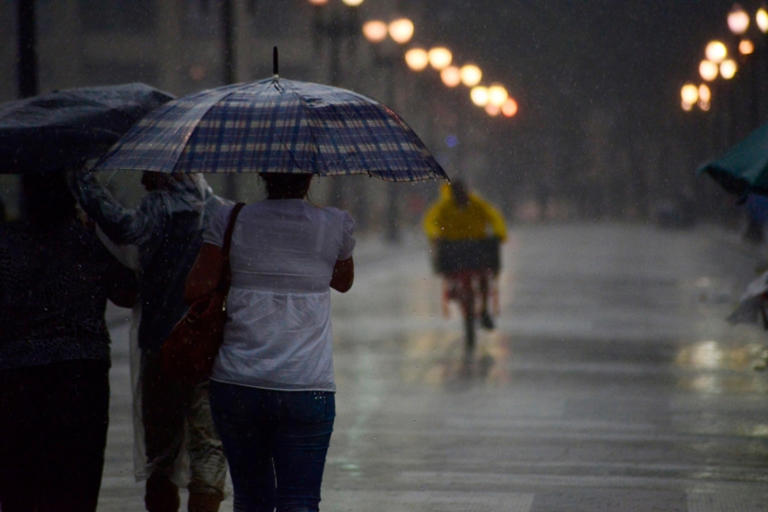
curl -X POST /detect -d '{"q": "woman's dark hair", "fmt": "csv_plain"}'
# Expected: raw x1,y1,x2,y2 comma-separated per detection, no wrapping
261,173,313,199
21,172,76,228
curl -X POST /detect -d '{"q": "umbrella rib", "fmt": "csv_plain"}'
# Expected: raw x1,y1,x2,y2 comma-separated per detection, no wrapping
169,83,254,174
290,84,331,176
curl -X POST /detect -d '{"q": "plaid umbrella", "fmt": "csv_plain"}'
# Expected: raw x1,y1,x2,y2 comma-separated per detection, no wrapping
96,77,448,182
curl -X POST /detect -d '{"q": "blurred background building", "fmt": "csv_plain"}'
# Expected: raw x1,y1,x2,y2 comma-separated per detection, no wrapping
0,0,759,231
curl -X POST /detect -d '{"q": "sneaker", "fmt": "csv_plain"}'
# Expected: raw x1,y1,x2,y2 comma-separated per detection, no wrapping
480,310,495,330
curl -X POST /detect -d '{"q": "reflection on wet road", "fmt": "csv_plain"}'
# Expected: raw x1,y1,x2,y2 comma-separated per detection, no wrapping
327,223,768,511
100,223,768,511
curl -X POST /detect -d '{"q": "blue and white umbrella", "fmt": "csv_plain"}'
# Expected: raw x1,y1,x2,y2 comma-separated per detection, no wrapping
96,77,448,182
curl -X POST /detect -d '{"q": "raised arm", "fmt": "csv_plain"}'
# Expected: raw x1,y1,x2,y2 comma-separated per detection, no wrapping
69,169,160,246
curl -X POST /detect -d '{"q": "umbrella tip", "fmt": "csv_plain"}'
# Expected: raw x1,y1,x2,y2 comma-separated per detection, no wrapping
273,46,279,79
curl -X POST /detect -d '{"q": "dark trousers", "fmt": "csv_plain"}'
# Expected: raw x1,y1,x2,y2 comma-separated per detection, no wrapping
140,350,226,504
210,382,335,512
0,359,110,512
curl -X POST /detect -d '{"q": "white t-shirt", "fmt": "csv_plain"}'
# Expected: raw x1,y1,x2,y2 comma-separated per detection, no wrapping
203,199,355,391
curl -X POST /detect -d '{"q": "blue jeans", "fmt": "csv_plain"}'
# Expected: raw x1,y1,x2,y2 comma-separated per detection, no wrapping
209,382,335,512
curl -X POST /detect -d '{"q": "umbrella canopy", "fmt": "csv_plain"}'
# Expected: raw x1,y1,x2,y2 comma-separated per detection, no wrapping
698,122,768,196
727,270,768,327
0,83,174,174
96,77,448,182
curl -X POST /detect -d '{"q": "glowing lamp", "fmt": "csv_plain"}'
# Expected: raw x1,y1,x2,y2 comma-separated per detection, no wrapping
459,64,482,87
485,103,500,116
680,83,698,105
487,83,508,106
440,66,461,87
739,39,755,55
388,18,414,44
428,47,452,70
698,84,711,103
501,98,518,117
362,20,388,43
720,59,738,79
757,7,768,33
405,48,429,71
705,40,727,63
699,60,719,81
470,86,489,107
728,4,750,35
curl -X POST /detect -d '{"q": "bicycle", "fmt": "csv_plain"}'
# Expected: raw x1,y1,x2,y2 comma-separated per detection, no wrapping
433,238,500,354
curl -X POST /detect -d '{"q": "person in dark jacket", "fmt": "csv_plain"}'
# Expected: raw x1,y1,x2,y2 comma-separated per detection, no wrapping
0,172,136,511
70,169,228,512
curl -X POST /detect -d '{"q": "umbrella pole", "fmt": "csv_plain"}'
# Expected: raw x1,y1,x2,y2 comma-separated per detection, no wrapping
16,0,38,98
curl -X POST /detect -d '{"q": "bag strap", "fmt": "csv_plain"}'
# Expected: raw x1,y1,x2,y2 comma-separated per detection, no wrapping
220,202,245,291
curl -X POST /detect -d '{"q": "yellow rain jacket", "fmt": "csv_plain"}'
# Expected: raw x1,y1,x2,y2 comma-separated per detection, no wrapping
423,184,507,242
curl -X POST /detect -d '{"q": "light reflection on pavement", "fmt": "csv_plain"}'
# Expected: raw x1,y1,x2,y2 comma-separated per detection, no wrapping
100,223,768,511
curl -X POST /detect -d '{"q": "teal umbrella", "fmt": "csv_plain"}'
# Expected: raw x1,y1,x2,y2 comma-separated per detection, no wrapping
698,122,768,196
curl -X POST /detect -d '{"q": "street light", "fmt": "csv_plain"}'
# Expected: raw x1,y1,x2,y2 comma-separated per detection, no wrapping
485,103,500,116
728,3,750,35
310,0,364,211
388,18,414,44
757,6,768,33
428,47,452,70
470,85,489,107
487,83,509,106
459,64,482,87
440,65,461,87
363,16,415,243
404,47,429,71
705,40,728,62
698,83,712,103
310,0,363,86
501,97,518,117
681,83,699,105
739,38,755,55
362,20,387,43
698,83,712,110
720,58,738,79
699,59,719,81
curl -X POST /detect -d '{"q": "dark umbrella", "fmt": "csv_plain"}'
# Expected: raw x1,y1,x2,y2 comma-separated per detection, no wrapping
95,76,448,182
0,83,174,173
698,122,768,197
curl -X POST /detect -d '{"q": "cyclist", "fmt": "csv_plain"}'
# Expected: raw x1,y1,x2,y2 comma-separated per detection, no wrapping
423,180,507,329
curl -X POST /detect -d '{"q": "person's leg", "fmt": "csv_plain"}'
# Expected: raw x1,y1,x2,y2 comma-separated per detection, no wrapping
0,361,109,512
187,381,227,512
38,360,110,512
0,366,43,511
209,381,276,512
142,351,187,512
272,391,335,512
478,274,495,330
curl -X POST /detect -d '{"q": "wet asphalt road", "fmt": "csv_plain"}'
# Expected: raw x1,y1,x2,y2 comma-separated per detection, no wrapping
99,223,768,511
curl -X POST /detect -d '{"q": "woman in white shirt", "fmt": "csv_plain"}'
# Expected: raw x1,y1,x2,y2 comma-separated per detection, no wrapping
185,172,354,512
